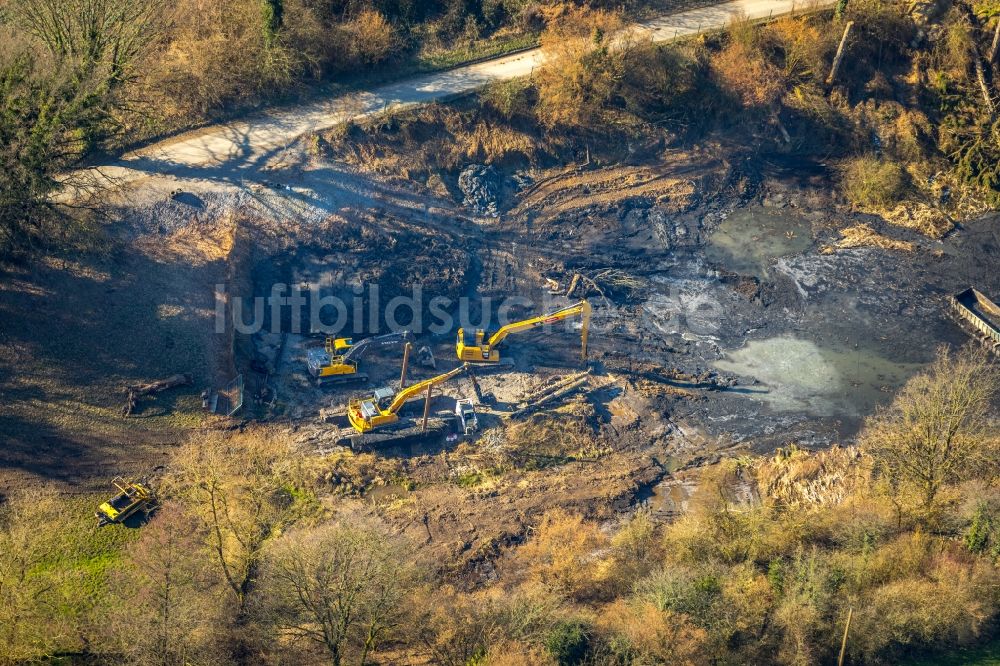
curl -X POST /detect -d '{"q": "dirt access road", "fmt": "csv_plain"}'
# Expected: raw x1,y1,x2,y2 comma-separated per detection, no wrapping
72,0,829,193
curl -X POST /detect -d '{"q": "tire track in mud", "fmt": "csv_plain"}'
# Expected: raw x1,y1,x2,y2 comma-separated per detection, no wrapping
353,157,730,282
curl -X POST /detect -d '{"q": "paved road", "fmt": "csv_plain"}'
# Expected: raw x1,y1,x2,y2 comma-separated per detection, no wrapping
77,0,826,188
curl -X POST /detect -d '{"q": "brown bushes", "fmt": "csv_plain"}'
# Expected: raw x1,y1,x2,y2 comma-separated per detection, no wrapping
481,78,534,119
711,40,786,108
346,9,396,65
765,15,830,81
533,5,626,127
514,508,609,600
327,104,543,182
593,600,709,665
619,41,702,120
145,1,395,121
146,0,297,119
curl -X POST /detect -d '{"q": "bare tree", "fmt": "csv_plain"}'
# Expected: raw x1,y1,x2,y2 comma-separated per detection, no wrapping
165,430,297,621
0,488,76,661
862,345,1000,517
111,503,221,666
4,0,164,84
258,519,414,666
0,0,165,256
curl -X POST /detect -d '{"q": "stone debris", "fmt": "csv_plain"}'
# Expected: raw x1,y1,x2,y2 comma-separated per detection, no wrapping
458,164,500,217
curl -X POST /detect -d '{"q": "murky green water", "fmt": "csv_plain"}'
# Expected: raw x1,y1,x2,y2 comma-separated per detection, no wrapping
714,335,924,418
705,207,814,278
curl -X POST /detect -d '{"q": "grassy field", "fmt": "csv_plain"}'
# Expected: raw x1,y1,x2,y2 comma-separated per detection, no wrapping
26,493,141,643
35,494,140,591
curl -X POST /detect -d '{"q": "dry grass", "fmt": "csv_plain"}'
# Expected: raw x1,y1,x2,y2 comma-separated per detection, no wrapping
880,202,954,238
821,223,916,253
331,105,543,181
838,156,953,239
753,445,868,507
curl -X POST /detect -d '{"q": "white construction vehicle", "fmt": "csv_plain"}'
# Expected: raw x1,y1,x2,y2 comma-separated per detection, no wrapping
454,398,478,436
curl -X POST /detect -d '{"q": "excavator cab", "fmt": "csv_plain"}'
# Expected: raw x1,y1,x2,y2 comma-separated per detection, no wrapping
349,386,398,432
308,332,413,384
327,337,352,353
456,329,497,362
307,336,356,381
371,386,396,409
307,347,359,381
351,396,384,431
96,477,157,526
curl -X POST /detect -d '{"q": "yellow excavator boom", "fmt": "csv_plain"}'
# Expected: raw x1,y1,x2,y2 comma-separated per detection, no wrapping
386,364,468,413
457,300,591,363
348,364,469,432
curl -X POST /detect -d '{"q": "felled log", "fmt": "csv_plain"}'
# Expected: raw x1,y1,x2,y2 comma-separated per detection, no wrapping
566,273,582,298
826,21,854,87
510,370,592,419
122,373,193,416
518,370,591,406
991,17,1000,63
510,378,589,419
972,43,996,115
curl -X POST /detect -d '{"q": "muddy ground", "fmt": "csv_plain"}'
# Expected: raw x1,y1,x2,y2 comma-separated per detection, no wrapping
2,127,998,581
224,139,999,579
249,144,999,448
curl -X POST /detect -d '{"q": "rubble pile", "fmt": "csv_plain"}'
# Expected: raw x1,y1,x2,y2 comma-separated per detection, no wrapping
458,164,500,217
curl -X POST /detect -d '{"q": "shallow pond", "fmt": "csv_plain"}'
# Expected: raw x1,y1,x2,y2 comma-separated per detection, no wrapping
704,207,815,278
713,335,925,419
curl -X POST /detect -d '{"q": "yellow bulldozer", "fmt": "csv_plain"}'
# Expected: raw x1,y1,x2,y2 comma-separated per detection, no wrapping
95,477,157,526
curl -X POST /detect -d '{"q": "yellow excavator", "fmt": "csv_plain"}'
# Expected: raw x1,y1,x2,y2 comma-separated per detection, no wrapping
347,364,469,432
456,300,591,364
307,331,414,384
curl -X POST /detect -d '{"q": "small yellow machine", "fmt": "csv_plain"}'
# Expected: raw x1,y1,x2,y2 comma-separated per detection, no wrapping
95,477,157,526
347,364,469,433
456,300,591,364
307,331,414,384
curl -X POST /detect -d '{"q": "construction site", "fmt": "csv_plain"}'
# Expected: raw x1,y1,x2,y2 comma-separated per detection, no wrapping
3,0,1000,660
5,116,999,531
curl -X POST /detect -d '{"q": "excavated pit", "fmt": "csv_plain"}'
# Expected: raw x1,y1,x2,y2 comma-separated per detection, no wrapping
219,145,1000,458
